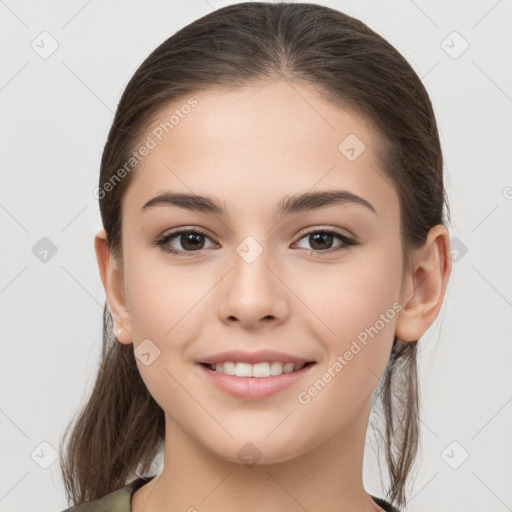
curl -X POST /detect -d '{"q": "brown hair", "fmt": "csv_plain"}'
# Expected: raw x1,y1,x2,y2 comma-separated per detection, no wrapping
59,2,449,509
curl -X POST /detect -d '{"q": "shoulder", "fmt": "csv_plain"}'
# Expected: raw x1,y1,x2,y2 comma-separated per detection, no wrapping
58,486,130,512
57,477,151,512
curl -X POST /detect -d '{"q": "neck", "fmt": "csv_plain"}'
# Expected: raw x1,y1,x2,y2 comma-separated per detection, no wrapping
133,400,384,512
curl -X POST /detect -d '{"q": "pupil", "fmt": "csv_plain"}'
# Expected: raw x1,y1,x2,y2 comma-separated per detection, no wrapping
182,233,204,250
310,232,332,250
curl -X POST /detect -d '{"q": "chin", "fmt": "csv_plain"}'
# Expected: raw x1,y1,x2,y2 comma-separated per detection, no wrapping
202,434,315,467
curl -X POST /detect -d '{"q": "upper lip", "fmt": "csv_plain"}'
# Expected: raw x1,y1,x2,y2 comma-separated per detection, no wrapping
199,349,315,365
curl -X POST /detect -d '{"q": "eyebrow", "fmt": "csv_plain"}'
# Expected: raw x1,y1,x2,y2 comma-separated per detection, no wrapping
140,189,378,217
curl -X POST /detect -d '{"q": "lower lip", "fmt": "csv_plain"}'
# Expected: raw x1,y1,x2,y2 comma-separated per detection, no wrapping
197,363,316,400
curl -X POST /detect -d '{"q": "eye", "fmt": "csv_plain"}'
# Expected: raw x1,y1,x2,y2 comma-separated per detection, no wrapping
154,228,216,256
293,229,358,254
153,227,358,257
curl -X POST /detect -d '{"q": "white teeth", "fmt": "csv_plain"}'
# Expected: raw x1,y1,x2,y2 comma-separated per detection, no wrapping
269,361,283,376
283,362,294,373
235,362,252,377
223,362,236,375
252,362,271,378
209,361,308,377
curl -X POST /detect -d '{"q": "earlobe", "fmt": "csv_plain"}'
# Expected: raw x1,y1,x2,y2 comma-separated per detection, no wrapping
94,229,133,344
395,225,452,343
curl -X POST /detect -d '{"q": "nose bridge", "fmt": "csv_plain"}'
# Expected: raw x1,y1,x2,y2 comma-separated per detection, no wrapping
218,233,288,326
231,234,276,300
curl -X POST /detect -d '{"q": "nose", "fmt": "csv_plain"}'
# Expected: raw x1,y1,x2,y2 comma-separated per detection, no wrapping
217,241,289,329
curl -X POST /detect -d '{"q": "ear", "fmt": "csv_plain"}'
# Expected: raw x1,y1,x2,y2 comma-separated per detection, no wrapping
94,229,133,344
395,224,452,342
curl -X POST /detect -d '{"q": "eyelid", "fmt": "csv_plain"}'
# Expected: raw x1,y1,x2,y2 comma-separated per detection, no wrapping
159,225,211,239
295,224,355,240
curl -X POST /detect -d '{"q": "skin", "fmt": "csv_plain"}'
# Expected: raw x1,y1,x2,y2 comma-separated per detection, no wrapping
95,79,452,512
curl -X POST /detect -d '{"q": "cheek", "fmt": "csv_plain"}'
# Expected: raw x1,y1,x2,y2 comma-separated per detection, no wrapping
291,257,402,440
123,250,207,342
122,252,214,395
125,265,210,425
293,246,403,369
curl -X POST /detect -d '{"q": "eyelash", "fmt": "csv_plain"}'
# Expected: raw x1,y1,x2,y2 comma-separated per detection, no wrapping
154,227,358,257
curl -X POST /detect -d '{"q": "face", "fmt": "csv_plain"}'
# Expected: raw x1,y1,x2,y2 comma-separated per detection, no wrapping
112,79,408,464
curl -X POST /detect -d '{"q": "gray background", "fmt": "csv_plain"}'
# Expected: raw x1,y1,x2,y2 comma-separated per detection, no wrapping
1,0,511,511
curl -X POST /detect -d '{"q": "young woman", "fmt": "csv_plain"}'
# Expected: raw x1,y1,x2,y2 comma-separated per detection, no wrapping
58,3,452,511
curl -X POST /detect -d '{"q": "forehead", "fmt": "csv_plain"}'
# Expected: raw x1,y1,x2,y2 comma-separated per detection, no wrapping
122,79,399,223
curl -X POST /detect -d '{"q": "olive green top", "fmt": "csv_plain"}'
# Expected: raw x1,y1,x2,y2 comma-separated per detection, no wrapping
59,475,401,512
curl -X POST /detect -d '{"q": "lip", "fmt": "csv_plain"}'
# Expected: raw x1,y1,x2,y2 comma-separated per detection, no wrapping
198,349,314,365
197,361,317,400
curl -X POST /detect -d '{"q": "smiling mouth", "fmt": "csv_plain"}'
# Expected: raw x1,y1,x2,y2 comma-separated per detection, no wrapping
200,361,316,377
